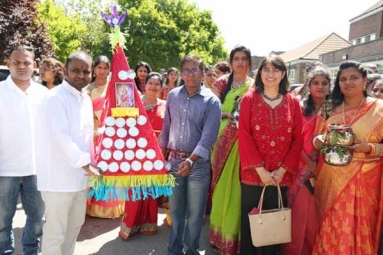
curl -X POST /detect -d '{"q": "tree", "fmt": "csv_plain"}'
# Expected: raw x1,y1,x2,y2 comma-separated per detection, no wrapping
36,0,87,62
0,0,55,64
118,0,228,70
52,0,111,59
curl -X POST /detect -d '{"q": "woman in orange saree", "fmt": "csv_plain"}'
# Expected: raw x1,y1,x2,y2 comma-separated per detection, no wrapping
312,61,383,255
284,66,331,255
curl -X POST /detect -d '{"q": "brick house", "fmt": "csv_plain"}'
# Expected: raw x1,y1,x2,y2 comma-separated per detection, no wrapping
320,0,383,77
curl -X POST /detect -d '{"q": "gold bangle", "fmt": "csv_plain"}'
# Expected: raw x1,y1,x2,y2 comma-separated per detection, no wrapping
369,143,376,155
376,144,382,156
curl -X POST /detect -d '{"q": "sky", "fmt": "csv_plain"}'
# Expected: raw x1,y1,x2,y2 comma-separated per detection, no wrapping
191,0,380,56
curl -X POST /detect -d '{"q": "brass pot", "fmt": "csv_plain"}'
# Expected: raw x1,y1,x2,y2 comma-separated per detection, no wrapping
323,147,353,166
325,124,355,146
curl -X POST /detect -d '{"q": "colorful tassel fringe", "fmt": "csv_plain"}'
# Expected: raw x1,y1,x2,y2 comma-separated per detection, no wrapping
88,174,175,202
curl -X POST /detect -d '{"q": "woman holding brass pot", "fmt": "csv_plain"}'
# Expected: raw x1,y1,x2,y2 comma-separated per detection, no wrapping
312,61,383,255
238,55,303,255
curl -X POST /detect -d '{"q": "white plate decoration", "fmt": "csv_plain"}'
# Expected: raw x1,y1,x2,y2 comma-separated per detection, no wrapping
114,139,125,149
102,138,113,149
113,150,123,161
165,161,171,171
105,117,115,127
131,161,142,171
120,162,130,173
126,138,136,149
108,162,119,172
146,149,156,159
137,138,148,148
137,115,147,125
154,160,164,170
105,127,115,137
118,70,128,80
129,127,139,137
97,126,105,134
116,128,127,138
126,117,137,128
124,150,135,160
101,149,112,160
97,161,108,172
136,149,146,160
116,117,126,128
143,161,153,171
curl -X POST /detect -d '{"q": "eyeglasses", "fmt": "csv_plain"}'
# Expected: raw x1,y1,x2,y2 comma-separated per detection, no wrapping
233,57,248,63
182,68,201,75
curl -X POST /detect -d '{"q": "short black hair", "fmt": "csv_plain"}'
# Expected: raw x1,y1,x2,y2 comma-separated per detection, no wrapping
11,44,35,59
65,51,92,69
180,54,204,72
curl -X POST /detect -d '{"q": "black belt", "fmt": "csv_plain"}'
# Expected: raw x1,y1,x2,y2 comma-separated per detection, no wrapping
169,150,191,160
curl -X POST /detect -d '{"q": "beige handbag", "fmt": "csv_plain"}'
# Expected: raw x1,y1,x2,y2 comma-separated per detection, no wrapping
248,185,291,247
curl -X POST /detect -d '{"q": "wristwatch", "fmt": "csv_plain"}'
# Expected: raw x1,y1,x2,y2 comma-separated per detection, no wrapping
185,158,194,167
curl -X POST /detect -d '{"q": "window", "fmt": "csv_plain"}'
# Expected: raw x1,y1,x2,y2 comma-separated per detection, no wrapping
371,33,376,41
352,40,357,45
289,69,295,83
356,38,361,44
361,37,365,43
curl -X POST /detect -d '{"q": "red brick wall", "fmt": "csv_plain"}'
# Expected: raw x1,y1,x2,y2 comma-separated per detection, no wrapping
349,11,383,40
320,37,383,65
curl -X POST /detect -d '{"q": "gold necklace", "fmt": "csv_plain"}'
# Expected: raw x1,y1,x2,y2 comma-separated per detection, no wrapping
92,82,106,95
142,95,158,111
232,77,248,89
342,98,365,126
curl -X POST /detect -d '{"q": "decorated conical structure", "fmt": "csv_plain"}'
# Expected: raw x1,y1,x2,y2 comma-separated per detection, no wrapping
88,4,174,202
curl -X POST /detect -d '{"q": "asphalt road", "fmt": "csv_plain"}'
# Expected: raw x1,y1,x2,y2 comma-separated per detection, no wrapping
13,204,216,255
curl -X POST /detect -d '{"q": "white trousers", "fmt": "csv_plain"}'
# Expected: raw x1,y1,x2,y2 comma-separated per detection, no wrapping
41,190,87,255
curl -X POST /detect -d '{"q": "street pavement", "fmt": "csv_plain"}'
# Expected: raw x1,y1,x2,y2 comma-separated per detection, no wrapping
13,203,216,255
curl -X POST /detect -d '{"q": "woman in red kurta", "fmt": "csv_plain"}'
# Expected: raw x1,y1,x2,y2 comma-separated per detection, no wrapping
120,72,166,240
238,55,303,255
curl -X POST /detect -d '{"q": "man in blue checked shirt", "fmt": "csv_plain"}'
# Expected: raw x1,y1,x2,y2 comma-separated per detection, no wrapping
161,54,221,255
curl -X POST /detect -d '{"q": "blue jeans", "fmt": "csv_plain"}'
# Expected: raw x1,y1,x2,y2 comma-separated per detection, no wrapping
0,176,44,255
167,157,210,255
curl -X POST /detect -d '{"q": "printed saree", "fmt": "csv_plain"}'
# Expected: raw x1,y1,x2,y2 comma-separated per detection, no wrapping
313,99,383,255
284,113,319,255
120,101,166,239
209,77,251,255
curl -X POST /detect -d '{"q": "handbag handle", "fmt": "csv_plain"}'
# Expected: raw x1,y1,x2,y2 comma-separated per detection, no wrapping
257,185,286,224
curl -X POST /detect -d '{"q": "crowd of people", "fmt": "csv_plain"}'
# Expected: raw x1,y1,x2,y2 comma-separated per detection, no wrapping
1,43,383,255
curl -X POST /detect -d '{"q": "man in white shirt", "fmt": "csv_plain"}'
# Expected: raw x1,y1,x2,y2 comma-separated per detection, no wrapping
38,51,101,255
0,45,47,255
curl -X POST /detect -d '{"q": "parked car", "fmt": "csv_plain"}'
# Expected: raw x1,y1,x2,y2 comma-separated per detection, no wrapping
290,83,304,92
0,65,10,81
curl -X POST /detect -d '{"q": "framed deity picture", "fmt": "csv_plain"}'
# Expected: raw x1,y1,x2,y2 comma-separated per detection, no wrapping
115,82,135,108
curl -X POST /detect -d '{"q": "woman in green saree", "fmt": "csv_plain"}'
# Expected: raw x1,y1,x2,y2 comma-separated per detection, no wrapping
209,45,253,255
